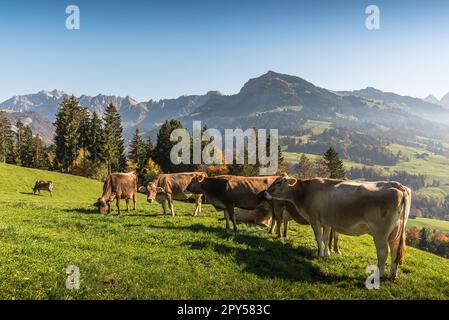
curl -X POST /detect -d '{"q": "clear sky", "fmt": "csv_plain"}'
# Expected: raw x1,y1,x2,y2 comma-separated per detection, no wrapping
1,0,448,102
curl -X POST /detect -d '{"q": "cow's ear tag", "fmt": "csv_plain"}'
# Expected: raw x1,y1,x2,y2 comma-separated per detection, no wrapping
287,178,297,186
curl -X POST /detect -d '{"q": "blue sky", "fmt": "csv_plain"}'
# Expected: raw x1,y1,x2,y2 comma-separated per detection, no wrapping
1,0,449,102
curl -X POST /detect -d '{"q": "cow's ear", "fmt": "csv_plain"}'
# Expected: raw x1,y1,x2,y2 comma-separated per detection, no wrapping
198,175,205,182
156,187,165,193
138,186,147,193
286,178,297,187
93,201,100,207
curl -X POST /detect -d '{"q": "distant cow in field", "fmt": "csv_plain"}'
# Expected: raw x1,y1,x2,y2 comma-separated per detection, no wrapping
32,180,53,197
265,175,411,279
139,172,207,217
187,175,281,233
95,172,138,214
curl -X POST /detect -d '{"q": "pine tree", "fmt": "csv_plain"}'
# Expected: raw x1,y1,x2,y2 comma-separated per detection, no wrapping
144,135,154,161
18,125,35,167
153,119,185,173
0,111,14,163
86,112,105,163
53,96,89,172
323,147,346,179
103,103,127,174
129,128,145,166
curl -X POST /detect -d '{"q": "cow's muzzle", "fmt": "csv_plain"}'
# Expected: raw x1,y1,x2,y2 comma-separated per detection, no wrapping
264,191,273,200
147,199,154,203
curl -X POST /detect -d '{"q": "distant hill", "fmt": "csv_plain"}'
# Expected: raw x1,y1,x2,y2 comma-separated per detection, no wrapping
2,71,449,143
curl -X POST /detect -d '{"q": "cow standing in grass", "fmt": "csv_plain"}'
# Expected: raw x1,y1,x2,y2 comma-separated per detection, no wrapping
187,175,281,234
265,175,411,279
95,172,138,214
139,172,207,217
33,180,53,197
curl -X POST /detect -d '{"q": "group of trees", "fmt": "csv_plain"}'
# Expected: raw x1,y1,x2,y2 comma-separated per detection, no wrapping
0,111,51,169
53,97,128,179
3,97,287,185
284,128,400,166
407,226,449,259
296,147,346,180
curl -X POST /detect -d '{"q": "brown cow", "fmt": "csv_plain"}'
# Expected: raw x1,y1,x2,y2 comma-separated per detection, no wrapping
139,172,207,217
33,180,53,197
95,172,138,214
187,175,279,233
265,175,411,279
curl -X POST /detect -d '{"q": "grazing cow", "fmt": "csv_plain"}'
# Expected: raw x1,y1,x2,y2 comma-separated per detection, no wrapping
95,172,138,214
138,172,207,217
265,175,411,279
187,175,279,233
32,180,53,197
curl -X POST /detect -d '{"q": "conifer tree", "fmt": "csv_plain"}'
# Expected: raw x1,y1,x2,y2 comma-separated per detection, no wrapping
323,147,346,179
0,111,14,163
86,112,105,163
103,103,127,174
53,96,89,172
129,128,145,166
153,119,185,173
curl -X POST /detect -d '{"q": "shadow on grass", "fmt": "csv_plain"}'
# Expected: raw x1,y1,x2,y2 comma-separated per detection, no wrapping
63,208,99,215
148,223,358,284
62,208,164,217
19,192,40,196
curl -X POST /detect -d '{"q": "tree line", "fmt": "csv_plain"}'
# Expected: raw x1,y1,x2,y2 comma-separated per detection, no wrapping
1,97,286,184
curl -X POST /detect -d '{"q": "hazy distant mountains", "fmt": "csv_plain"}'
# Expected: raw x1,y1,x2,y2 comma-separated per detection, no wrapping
1,71,449,145
424,93,449,110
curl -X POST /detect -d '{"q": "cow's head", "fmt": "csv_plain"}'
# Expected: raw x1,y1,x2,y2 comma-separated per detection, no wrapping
264,174,297,201
186,175,204,194
94,198,109,214
138,182,164,203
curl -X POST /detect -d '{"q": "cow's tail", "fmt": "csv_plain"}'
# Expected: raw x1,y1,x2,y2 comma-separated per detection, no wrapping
395,187,411,266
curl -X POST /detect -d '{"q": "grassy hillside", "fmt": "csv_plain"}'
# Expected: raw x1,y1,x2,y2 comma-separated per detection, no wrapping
284,142,449,198
407,217,449,233
1,162,449,299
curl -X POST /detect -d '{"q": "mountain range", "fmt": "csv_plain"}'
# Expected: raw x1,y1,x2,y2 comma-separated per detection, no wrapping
1,71,449,145
424,93,449,109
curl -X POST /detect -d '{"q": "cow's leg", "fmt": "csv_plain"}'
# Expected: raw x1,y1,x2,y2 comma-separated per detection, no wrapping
310,221,323,257
224,209,231,233
283,216,289,238
167,194,175,217
269,218,276,234
126,199,130,212
271,202,283,237
161,200,167,215
193,195,201,217
333,230,341,254
132,193,137,211
228,206,238,234
198,195,202,213
322,226,332,257
374,236,389,278
49,190,53,197
388,234,402,280
107,203,111,214
116,197,121,215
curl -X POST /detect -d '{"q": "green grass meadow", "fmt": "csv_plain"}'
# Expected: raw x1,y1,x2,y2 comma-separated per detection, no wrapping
1,162,449,299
